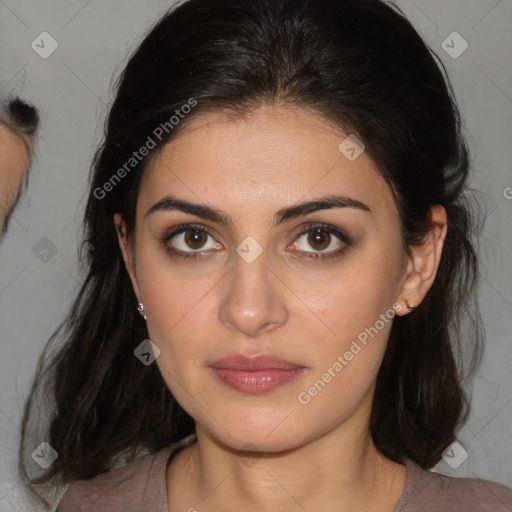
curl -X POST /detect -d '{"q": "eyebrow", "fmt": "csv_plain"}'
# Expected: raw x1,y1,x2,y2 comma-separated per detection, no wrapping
144,194,372,227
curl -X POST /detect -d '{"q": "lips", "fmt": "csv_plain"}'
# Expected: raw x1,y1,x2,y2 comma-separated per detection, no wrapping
210,354,304,371
209,354,307,394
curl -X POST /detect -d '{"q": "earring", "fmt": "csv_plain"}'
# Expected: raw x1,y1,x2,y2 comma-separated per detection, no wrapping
137,301,147,320
404,298,417,311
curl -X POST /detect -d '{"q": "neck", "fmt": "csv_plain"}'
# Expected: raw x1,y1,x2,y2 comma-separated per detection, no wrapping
168,410,406,512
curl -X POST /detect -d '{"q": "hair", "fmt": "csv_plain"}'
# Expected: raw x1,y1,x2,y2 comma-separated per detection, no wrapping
19,0,484,508
0,96,39,232
2,97,40,136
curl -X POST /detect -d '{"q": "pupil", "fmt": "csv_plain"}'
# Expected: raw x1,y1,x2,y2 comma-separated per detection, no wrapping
308,229,330,250
185,229,206,249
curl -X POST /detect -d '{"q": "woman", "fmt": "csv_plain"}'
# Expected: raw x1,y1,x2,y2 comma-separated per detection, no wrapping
19,0,512,510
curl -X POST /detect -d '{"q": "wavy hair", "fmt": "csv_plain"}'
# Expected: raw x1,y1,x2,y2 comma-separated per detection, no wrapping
19,0,483,508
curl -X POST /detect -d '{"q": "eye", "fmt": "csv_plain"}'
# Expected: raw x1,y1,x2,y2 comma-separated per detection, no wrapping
290,223,351,259
161,222,351,261
161,224,222,258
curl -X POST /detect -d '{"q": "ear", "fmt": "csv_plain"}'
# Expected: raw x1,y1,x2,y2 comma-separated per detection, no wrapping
113,213,141,301
395,204,447,316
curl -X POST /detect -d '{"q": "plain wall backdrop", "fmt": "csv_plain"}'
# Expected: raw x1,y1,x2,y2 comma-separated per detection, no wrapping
0,0,511,510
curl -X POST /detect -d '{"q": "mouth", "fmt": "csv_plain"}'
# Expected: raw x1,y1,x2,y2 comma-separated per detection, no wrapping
209,354,307,394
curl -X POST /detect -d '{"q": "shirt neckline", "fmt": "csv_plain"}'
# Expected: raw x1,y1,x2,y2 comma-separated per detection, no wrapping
157,436,420,512
156,433,197,511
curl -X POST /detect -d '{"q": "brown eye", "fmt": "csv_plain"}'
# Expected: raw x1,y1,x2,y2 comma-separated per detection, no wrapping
184,229,209,250
291,224,352,259
307,229,331,251
162,224,222,257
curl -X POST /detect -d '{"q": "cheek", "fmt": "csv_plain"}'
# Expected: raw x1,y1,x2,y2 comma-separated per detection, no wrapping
135,244,221,371
290,242,402,398
141,268,216,400
142,269,215,345
0,157,22,209
293,278,397,425
289,244,402,343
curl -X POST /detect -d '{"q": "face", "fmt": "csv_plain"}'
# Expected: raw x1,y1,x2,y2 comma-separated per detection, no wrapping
0,122,32,230
116,105,427,453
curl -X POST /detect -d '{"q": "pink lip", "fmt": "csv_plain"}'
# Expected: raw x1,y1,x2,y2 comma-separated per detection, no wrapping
209,354,307,394
210,354,304,370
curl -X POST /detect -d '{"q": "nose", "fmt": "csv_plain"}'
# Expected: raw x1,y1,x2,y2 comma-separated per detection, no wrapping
218,250,289,337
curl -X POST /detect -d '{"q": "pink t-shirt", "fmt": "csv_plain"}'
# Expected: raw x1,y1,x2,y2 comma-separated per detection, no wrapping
56,433,512,511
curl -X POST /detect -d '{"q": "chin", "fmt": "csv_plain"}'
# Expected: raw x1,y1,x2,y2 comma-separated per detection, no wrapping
216,430,305,455
198,407,313,454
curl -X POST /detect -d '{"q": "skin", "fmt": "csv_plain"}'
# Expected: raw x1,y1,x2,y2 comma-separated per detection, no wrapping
0,122,33,232
114,105,447,512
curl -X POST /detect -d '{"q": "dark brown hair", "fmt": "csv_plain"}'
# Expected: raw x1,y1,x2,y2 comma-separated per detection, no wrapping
19,0,483,508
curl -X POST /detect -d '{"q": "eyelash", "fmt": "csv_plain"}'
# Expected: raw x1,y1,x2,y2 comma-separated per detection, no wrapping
160,223,352,261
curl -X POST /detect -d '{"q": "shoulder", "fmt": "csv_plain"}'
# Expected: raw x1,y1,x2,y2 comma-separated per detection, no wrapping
55,434,196,512
55,448,172,512
395,457,512,512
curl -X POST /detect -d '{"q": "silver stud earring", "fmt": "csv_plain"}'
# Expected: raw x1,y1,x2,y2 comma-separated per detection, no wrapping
137,301,147,320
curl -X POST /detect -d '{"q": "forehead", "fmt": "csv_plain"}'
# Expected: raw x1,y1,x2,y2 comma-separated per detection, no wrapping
139,105,396,218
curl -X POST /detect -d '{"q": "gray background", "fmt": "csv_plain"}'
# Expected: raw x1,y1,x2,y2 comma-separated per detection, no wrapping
0,0,511,510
